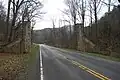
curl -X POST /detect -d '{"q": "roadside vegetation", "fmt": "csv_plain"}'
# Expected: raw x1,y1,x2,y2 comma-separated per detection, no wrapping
33,0,120,59
58,47,120,62
0,44,39,80
86,52,120,62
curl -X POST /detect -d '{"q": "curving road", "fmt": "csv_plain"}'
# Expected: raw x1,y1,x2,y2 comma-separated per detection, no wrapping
40,44,120,80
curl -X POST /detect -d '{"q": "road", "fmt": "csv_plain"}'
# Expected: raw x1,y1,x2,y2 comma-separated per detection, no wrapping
40,45,120,80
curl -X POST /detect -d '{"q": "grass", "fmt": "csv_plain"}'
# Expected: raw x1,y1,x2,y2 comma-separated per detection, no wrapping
27,44,39,63
60,48,120,62
16,43,39,80
0,44,39,80
62,48,78,52
86,52,120,62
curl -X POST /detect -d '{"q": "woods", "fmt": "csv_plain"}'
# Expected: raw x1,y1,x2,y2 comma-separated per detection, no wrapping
0,0,43,79
33,0,120,57
0,0,120,79
0,0,43,53
6,0,43,42
0,0,120,64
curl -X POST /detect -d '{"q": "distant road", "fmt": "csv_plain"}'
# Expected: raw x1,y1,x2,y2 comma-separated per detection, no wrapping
40,44,120,80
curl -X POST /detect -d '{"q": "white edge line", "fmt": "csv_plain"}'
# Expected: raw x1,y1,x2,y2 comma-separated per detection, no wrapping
40,45,44,80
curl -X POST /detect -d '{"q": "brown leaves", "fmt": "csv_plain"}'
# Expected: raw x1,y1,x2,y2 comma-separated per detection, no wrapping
0,53,29,80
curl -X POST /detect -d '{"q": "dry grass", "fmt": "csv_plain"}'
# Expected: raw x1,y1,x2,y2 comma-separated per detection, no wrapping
0,44,39,80
0,53,29,80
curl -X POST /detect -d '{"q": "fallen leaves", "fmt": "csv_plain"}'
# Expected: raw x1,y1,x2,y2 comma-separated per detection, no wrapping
0,53,29,80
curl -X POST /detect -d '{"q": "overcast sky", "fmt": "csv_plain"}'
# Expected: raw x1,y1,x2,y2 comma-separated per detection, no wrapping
3,0,118,30
33,0,118,30
34,0,67,30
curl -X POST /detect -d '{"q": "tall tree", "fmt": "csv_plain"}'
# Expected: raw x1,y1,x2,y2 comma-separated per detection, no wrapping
88,0,93,36
6,0,11,36
76,0,86,35
6,0,43,41
64,0,78,49
108,0,111,12
90,0,103,38
64,0,77,25
0,2,6,21
0,1,6,35
51,17,56,45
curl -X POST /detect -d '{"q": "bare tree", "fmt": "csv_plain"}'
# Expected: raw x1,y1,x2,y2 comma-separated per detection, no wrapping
6,0,11,36
64,0,78,49
89,0,103,38
51,17,56,45
64,0,86,49
93,0,97,37
0,1,6,34
108,0,111,12
0,2,6,21
88,0,93,36
64,0,77,25
6,0,43,41
76,0,86,35
103,0,118,12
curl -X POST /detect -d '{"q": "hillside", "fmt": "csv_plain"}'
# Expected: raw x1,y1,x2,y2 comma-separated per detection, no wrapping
33,6,120,57
33,25,74,47
84,6,120,57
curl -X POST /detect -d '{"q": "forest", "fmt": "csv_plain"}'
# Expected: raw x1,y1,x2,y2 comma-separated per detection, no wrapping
33,0,120,57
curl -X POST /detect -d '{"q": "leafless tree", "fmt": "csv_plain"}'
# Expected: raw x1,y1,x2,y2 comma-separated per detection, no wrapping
6,0,11,35
51,17,56,45
0,2,6,21
88,0,93,36
76,0,86,35
89,0,103,38
64,0,87,49
6,0,43,42
0,1,6,34
108,0,111,12
64,0,77,25
100,0,118,12
101,0,118,12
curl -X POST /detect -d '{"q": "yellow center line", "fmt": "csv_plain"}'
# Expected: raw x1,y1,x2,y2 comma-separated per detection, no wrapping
64,57,111,80
87,70,106,80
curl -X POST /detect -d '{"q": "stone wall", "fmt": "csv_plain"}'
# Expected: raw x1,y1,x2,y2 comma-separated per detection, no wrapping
1,21,32,53
24,21,31,52
77,25,95,52
3,39,22,53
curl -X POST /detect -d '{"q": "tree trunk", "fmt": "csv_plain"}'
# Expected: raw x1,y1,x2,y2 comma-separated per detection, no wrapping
90,2,92,36
9,13,17,41
94,0,98,38
108,0,111,12
6,0,11,40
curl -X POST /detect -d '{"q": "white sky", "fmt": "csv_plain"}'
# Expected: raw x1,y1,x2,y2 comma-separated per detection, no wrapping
34,0,67,30
2,0,119,30
33,0,118,30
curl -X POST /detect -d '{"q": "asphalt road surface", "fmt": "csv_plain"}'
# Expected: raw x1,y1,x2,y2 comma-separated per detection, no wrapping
40,44,120,80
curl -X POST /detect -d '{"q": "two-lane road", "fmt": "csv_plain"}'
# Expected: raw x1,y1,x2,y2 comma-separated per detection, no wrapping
40,45,120,80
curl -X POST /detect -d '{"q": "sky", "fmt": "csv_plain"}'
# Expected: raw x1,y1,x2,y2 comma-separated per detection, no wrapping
3,0,67,30
32,0,118,30
34,0,67,30
3,0,119,30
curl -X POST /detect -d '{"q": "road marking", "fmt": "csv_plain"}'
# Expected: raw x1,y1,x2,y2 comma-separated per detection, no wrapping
63,57,111,80
40,46,44,80
40,46,110,80
72,60,111,80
